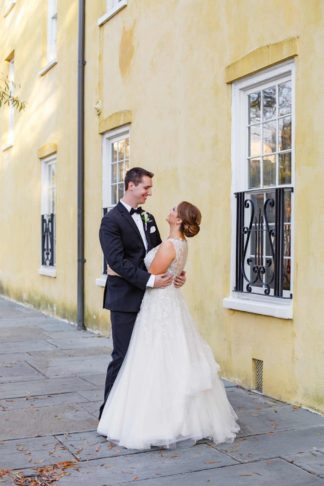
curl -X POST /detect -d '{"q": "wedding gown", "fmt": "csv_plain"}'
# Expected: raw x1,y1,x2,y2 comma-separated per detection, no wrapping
97,239,239,449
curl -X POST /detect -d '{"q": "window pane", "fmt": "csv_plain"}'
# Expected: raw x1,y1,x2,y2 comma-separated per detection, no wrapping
265,191,276,224
279,153,291,184
265,259,275,291
111,163,118,183
265,225,275,256
263,86,276,120
118,140,126,161
284,189,292,223
283,258,291,291
118,182,124,200
249,125,261,157
124,138,130,159
111,184,118,204
112,143,118,162
248,158,261,188
284,224,291,257
263,155,276,186
248,92,261,123
118,161,127,182
263,121,276,154
279,81,291,116
279,116,291,150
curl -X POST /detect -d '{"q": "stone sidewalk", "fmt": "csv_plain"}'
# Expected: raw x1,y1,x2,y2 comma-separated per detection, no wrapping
0,296,323,485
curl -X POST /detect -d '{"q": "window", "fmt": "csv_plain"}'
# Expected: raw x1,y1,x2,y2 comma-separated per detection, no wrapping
40,156,56,271
102,126,130,213
47,0,57,62
224,61,295,318
98,0,128,26
96,126,130,284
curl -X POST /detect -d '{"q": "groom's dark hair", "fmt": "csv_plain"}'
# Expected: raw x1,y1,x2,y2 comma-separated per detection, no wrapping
125,167,154,190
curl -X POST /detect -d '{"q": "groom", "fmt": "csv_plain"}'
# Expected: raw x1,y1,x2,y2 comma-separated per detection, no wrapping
98,167,185,419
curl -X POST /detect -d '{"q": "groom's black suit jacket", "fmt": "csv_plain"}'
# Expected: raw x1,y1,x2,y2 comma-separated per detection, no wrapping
99,202,162,313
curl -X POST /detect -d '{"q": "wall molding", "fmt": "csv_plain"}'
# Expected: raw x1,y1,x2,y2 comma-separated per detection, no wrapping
225,37,299,84
99,110,132,134
37,143,57,159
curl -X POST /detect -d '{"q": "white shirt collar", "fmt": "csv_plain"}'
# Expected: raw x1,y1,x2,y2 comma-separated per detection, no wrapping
120,199,137,213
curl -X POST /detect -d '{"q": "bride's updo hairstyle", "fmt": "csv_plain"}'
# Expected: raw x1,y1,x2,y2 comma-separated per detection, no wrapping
177,201,201,238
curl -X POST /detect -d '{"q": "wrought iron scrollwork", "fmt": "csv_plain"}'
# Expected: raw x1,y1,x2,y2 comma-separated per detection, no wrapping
235,188,293,299
41,213,55,266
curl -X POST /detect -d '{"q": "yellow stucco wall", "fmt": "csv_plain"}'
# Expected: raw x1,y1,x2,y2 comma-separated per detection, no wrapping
0,0,323,413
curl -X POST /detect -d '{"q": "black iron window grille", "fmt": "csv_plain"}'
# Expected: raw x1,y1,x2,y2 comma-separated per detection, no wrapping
235,187,293,298
41,213,55,267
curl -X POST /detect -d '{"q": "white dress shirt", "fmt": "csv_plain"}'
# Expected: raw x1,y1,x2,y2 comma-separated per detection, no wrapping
120,200,155,288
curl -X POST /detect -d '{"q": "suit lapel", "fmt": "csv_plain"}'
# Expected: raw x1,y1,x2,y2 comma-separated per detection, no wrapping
117,202,146,249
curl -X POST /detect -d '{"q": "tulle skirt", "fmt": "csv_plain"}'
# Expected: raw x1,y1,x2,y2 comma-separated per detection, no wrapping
97,286,239,450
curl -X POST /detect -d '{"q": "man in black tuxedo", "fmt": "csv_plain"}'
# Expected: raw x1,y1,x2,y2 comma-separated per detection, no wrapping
98,167,185,419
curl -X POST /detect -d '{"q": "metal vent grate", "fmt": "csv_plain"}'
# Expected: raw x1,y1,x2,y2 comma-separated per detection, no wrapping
253,358,263,392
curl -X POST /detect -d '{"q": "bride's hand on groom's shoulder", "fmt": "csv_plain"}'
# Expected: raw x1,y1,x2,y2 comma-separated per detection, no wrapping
174,271,186,288
154,273,173,288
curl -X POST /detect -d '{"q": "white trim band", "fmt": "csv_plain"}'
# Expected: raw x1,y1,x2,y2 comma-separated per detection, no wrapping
223,296,293,319
38,266,57,278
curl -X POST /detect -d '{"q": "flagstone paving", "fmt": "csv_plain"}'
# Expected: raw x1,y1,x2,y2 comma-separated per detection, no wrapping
0,295,323,485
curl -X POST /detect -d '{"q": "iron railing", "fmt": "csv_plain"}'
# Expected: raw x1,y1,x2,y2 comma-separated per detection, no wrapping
235,187,293,298
41,213,55,267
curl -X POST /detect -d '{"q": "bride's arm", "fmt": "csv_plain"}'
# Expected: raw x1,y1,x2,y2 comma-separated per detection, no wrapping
149,240,176,275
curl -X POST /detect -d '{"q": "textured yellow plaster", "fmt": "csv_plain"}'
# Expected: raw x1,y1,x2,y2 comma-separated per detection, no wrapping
99,110,132,134
119,24,135,78
37,143,58,159
226,37,299,83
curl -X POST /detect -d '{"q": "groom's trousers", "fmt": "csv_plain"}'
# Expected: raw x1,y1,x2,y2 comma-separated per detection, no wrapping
99,310,138,420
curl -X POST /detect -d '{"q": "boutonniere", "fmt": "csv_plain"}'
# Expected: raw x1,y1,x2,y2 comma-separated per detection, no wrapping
141,211,153,231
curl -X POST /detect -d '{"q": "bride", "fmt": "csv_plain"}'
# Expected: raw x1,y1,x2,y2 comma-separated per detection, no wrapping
97,201,239,449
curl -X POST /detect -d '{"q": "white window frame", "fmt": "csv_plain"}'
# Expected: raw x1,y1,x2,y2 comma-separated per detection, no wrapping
47,0,57,62
96,125,130,287
39,155,57,277
98,0,128,26
223,61,295,319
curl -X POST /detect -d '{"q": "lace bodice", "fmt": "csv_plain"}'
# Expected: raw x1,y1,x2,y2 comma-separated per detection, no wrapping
144,238,188,276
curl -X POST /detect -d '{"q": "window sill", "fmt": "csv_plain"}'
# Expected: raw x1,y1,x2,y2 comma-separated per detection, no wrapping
2,142,13,152
38,266,57,278
96,275,107,287
39,59,57,77
3,0,16,17
223,295,293,319
97,0,128,26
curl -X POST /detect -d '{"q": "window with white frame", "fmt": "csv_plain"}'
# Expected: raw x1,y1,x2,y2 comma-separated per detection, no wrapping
47,0,57,62
101,126,130,274
41,156,56,268
229,61,294,305
98,0,128,25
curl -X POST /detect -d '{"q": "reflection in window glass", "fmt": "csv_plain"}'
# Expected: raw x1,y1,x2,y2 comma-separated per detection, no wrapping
248,158,261,188
263,86,276,120
279,81,291,116
248,92,261,123
263,155,276,186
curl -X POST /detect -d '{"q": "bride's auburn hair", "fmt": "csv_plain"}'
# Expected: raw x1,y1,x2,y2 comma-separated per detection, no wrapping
177,201,201,238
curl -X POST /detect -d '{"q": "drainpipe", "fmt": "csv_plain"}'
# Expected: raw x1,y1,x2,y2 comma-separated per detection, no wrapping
77,0,86,330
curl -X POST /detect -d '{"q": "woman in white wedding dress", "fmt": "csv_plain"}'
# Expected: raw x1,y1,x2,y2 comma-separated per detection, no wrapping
97,201,239,449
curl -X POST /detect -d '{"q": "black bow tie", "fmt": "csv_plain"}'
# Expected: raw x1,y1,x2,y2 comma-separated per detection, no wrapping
130,207,143,215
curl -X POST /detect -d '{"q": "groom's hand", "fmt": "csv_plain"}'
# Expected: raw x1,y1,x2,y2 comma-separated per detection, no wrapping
174,271,186,288
154,273,173,288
